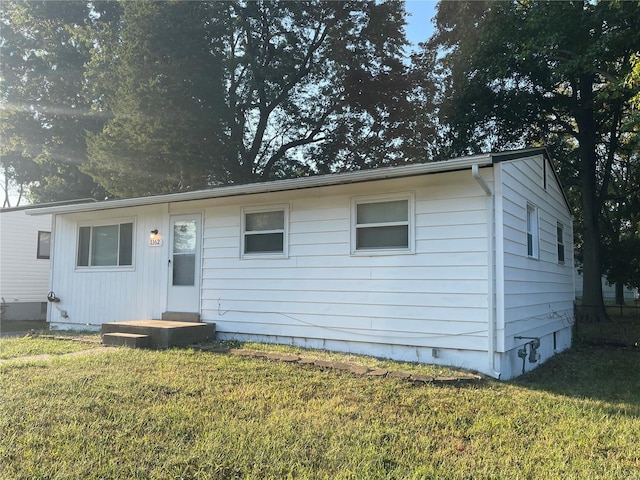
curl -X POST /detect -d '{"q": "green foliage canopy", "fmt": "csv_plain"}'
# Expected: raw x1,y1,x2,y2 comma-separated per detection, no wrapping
423,0,640,318
83,0,417,197
0,1,110,204
1,1,419,201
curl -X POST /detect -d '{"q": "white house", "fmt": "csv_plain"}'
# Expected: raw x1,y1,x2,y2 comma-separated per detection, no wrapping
27,148,575,379
574,268,638,302
0,207,52,321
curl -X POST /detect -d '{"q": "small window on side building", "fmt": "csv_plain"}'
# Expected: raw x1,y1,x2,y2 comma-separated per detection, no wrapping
37,231,51,259
526,204,539,259
557,222,565,264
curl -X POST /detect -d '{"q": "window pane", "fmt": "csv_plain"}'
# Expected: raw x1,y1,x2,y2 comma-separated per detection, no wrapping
245,233,284,253
77,227,90,266
91,225,118,266
357,225,408,249
173,220,197,253
357,200,408,225
557,223,565,263
527,233,533,257
173,254,195,286
37,231,51,259
246,211,284,231
527,206,538,233
119,223,133,266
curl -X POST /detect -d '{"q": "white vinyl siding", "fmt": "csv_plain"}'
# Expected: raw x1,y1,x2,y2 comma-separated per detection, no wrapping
0,210,52,303
498,156,574,352
48,206,168,326
201,172,488,353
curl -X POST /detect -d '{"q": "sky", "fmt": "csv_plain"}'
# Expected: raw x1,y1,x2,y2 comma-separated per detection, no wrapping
404,1,438,51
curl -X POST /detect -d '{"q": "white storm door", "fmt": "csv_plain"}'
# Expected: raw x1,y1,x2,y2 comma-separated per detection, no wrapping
167,214,201,313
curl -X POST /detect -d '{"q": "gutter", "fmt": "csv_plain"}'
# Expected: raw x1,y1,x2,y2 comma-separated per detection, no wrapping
26,153,493,216
472,164,501,379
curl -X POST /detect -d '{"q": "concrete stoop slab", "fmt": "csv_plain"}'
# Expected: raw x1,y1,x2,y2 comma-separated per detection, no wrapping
101,320,215,349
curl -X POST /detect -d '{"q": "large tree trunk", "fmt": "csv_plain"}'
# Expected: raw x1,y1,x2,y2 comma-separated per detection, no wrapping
576,75,609,322
615,282,626,306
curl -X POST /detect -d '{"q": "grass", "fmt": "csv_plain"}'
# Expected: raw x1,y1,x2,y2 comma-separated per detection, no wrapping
1,322,639,479
0,335,100,360
575,299,640,319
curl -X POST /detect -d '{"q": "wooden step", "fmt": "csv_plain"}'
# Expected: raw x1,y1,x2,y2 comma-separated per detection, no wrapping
161,311,200,322
102,332,150,348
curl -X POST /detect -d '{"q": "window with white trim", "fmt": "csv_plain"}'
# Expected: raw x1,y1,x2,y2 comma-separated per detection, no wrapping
242,206,288,256
526,204,539,258
352,194,413,254
557,222,565,264
77,221,134,267
37,231,51,259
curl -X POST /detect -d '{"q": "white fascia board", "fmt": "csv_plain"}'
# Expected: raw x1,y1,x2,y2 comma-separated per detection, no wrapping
26,153,493,216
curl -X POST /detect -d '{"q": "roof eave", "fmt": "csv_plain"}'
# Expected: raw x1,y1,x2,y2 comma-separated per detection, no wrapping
26,153,493,216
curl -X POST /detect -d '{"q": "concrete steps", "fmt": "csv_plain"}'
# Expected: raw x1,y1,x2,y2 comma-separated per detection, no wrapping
103,332,150,348
101,316,215,349
162,311,201,322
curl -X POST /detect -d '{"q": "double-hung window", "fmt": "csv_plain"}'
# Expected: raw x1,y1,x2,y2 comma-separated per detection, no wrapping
557,222,565,264
242,206,288,257
526,204,539,259
77,221,134,268
352,194,413,254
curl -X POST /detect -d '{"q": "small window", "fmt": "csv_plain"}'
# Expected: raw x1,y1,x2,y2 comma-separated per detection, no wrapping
526,204,539,259
352,194,413,254
242,207,287,256
37,231,51,259
77,222,134,267
557,222,565,264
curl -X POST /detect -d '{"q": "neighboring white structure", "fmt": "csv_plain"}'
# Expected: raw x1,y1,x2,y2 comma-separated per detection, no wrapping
574,268,638,302
0,207,52,321
28,148,574,379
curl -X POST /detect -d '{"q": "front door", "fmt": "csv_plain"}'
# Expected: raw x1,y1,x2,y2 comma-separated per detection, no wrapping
167,214,201,313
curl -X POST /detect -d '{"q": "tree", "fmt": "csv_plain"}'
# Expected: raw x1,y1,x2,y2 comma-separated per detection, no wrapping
423,0,640,321
0,1,110,204
83,1,417,197
600,118,640,304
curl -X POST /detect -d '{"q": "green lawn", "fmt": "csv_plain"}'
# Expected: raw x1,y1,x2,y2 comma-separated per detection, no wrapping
1,324,639,479
0,335,100,360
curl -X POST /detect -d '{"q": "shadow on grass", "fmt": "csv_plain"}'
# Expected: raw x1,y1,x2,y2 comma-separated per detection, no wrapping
513,319,640,416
